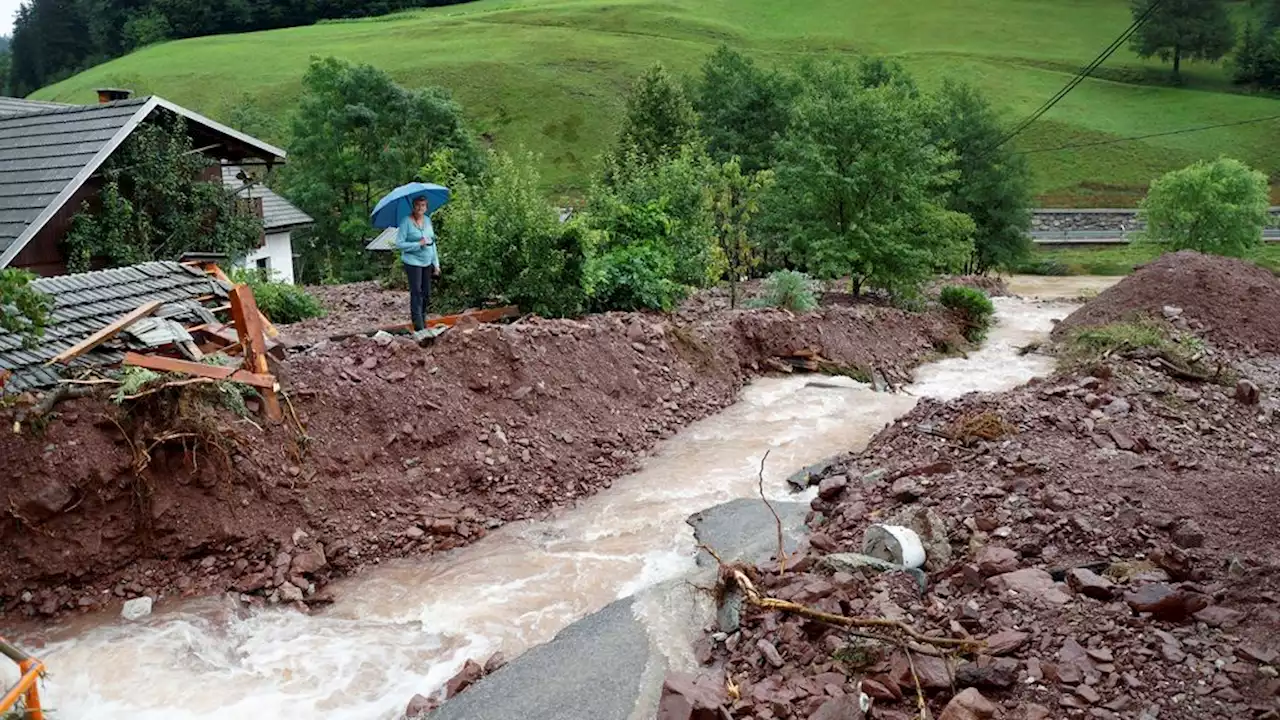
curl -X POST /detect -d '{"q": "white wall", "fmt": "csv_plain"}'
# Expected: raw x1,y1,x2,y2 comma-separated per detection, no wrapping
238,231,296,284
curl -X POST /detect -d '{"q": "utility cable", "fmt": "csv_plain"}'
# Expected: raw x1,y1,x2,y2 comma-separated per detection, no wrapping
1013,113,1280,154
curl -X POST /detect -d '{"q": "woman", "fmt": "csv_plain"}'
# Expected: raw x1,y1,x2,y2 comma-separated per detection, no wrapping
395,196,441,331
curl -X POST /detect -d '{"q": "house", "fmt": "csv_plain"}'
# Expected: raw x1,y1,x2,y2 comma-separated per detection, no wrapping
0,91,311,282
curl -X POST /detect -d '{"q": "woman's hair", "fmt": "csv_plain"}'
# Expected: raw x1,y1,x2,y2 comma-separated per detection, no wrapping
413,196,428,208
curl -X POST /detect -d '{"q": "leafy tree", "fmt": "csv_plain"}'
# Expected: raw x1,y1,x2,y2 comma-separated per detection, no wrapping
762,59,971,298
587,242,684,312
1138,157,1271,257
691,45,795,174
709,157,774,308
928,79,1033,274
1234,23,1280,89
0,269,52,345
64,113,262,271
440,151,588,317
610,63,701,169
588,147,721,290
1129,0,1234,77
282,56,482,283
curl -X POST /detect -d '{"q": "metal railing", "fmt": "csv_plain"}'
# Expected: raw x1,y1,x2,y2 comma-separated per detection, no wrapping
0,638,45,720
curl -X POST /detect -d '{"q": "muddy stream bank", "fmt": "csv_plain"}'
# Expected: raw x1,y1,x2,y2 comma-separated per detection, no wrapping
13,278,1109,719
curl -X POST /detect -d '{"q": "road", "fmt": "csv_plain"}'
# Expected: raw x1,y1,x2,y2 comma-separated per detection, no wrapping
1032,229,1280,247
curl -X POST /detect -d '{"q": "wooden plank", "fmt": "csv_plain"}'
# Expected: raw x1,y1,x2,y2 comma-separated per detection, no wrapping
229,285,283,421
46,300,163,366
122,352,277,389
327,306,521,342
203,262,280,338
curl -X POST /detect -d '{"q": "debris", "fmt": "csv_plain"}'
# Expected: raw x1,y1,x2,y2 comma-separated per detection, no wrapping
986,568,1071,605
121,596,153,621
657,673,728,720
1123,584,1211,622
863,525,926,569
1236,379,1261,405
976,546,1019,577
404,694,438,718
47,300,163,366
937,688,999,720
817,474,848,501
1065,567,1116,600
445,659,484,698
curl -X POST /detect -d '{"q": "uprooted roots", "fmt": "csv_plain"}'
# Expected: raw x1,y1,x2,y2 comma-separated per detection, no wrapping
946,410,1016,445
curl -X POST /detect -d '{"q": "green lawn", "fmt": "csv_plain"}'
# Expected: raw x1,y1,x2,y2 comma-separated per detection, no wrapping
31,0,1280,203
1023,243,1280,275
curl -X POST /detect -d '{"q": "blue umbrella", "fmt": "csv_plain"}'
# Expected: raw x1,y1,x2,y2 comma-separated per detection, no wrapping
370,183,451,230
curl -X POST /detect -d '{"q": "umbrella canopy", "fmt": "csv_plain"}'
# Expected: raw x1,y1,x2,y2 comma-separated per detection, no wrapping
370,183,451,230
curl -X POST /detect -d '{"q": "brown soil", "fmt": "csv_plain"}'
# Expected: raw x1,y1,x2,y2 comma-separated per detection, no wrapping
701,257,1280,720
1053,250,1280,356
282,281,408,346
0,298,965,623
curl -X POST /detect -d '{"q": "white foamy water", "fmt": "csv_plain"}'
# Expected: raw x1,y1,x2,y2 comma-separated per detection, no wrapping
18,279,1105,719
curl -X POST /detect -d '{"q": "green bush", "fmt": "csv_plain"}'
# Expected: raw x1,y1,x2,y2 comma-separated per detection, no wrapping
0,268,52,344
1138,157,1271,257
230,269,326,324
940,285,995,341
588,243,685,312
755,270,819,312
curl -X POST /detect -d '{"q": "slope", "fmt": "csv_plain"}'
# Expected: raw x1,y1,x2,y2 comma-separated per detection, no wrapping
30,0,1280,204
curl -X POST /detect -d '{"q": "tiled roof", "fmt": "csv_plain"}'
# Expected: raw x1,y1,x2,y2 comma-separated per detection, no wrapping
222,165,312,232
0,97,72,117
0,261,229,393
0,99,150,258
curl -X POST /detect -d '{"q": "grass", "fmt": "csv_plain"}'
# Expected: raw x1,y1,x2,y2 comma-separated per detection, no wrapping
1019,242,1280,275
29,0,1280,202
1062,319,1214,375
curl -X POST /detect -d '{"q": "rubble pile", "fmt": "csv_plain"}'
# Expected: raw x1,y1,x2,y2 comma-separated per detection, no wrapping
693,255,1280,720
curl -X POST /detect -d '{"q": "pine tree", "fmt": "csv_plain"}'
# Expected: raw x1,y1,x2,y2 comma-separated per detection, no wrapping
1129,0,1235,77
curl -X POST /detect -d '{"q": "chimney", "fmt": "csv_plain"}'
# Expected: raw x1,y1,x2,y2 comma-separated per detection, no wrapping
96,88,132,104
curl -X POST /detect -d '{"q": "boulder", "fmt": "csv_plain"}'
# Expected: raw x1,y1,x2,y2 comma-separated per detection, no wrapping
658,673,728,720
404,693,438,718
986,568,1070,605
976,546,1019,577
290,547,327,575
445,660,484,699
1065,567,1116,600
121,596,153,621
810,694,869,720
984,629,1029,656
938,688,999,720
818,475,849,501
1124,583,1210,622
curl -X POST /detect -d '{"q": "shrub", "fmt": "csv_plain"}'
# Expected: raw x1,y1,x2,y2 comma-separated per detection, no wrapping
755,270,820,312
1137,157,1271,257
587,243,685,312
230,269,326,324
940,285,995,341
0,268,52,344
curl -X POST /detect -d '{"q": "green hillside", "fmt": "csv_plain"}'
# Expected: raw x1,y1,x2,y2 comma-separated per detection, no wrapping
32,0,1280,205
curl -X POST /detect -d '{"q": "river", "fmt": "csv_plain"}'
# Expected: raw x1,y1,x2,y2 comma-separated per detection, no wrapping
10,276,1112,719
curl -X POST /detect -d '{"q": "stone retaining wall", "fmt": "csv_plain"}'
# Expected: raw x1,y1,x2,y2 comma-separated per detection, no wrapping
1032,209,1280,233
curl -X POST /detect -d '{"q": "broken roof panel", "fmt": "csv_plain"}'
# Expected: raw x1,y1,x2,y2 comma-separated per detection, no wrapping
0,261,230,393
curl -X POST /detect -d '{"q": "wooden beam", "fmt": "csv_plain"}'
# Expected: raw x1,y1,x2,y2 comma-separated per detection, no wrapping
202,262,280,339
46,300,163,366
229,285,283,421
122,352,277,389
327,306,521,341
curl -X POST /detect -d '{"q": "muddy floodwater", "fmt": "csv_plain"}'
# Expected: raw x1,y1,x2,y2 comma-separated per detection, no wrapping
14,276,1116,719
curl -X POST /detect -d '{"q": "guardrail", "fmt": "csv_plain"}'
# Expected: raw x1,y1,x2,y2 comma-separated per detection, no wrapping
0,638,45,720
1032,229,1280,247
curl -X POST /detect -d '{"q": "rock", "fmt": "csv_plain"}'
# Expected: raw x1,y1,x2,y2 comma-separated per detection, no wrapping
1236,379,1261,405
1065,567,1116,600
810,694,868,720
891,477,923,502
818,475,849,501
290,547,327,575
277,582,305,604
717,585,744,633
861,678,897,701
938,688,999,720
1044,492,1073,511
1162,305,1183,319
1170,520,1205,549
658,672,728,720
891,652,953,690
976,547,1019,577
404,693,438,718
1123,583,1210,622
821,552,902,575
19,478,74,522
985,629,1029,656
445,659,484,698
886,506,952,571
955,660,1017,689
1075,685,1102,705
986,568,1071,605
1103,398,1131,416
860,469,888,488
1021,703,1052,720
1237,645,1278,664
758,638,785,668
786,460,835,491
121,596,153,621
1194,605,1245,629
483,652,507,674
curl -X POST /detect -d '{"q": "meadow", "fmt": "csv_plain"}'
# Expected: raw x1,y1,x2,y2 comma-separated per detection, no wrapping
32,0,1280,203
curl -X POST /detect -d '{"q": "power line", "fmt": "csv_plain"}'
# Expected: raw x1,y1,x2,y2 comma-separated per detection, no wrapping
1014,113,1280,154
996,0,1164,147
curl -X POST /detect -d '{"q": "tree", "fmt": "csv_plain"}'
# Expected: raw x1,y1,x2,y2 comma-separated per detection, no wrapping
928,79,1033,274
691,45,795,174
1138,157,1270,257
439,151,588,317
64,113,262,271
709,157,774,308
762,59,971,298
0,269,52,345
1234,23,1280,89
610,63,700,169
1129,0,1234,77
282,56,482,283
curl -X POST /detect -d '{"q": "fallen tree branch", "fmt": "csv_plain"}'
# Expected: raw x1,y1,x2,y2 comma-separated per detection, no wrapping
756,451,787,574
